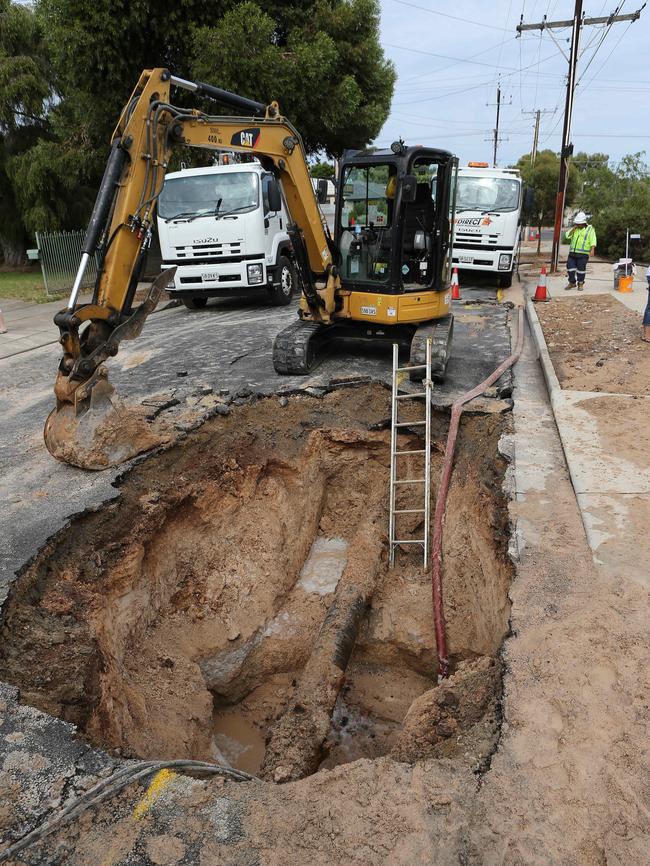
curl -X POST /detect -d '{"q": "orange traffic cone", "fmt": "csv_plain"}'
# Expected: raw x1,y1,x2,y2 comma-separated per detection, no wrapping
451,267,461,300
532,266,549,302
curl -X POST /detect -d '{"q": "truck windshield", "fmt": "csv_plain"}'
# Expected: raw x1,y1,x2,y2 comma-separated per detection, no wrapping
456,176,520,213
158,172,259,221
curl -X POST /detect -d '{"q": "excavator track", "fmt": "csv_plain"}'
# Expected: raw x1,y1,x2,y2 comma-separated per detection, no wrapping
272,319,329,375
409,314,454,382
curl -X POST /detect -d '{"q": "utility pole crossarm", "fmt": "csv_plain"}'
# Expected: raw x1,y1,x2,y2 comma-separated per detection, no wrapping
516,7,644,33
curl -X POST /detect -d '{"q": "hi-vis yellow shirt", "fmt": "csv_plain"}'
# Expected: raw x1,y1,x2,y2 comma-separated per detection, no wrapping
565,224,597,253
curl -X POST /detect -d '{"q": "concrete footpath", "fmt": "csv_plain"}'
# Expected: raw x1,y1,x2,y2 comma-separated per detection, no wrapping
0,296,69,359
525,266,649,589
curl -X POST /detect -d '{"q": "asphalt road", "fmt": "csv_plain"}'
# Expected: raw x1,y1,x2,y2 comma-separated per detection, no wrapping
1,287,512,599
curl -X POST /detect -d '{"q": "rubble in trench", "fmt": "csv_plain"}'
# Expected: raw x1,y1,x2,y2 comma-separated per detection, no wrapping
0,384,514,783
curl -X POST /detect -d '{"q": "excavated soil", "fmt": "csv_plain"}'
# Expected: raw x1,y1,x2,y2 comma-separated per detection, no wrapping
536,295,650,395
0,384,513,782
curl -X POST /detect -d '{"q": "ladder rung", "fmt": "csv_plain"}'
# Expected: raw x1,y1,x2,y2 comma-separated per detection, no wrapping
394,508,425,514
396,364,426,372
396,392,427,399
391,539,425,545
394,421,425,427
394,448,426,455
394,478,425,484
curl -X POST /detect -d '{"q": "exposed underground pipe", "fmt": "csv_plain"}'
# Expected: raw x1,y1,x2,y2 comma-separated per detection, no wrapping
432,305,524,679
261,516,385,782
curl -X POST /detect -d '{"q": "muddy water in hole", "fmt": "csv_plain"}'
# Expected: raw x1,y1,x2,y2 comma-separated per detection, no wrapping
212,536,350,774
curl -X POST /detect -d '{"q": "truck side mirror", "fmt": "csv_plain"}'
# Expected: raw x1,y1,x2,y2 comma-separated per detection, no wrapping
268,179,282,212
401,174,417,203
316,178,328,204
523,187,535,213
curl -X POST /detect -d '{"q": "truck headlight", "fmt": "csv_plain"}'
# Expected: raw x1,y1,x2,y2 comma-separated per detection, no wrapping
498,254,512,271
247,263,264,285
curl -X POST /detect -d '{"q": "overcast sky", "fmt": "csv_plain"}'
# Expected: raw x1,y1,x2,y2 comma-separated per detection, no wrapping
375,0,649,167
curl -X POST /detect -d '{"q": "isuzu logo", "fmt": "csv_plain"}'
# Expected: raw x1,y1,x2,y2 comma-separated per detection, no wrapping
193,237,218,244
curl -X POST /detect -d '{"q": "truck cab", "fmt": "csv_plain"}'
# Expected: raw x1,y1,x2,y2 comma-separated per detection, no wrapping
451,164,522,288
156,163,296,309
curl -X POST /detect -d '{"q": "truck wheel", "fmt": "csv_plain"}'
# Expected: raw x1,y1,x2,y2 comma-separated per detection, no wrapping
269,255,296,306
182,296,208,310
498,271,513,289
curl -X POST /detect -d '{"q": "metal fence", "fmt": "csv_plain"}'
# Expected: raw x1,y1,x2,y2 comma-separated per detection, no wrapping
35,230,99,297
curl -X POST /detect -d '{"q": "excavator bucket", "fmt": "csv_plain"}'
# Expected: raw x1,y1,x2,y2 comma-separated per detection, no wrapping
43,370,166,470
44,269,174,470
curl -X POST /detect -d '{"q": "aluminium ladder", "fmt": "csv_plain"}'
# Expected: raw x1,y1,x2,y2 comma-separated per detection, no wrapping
388,339,432,568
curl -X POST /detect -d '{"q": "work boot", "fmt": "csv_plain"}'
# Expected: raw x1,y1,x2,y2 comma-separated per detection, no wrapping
564,283,575,290
577,282,585,291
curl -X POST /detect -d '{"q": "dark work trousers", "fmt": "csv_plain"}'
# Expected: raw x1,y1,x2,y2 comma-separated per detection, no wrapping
644,277,650,326
567,252,589,285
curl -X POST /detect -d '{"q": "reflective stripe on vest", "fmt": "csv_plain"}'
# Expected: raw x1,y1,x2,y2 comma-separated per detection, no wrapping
571,226,594,253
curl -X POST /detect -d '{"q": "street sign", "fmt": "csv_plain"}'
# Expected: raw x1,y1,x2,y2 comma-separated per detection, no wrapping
630,233,641,240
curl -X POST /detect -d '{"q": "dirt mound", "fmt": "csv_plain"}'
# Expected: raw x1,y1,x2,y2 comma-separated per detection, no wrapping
536,295,650,395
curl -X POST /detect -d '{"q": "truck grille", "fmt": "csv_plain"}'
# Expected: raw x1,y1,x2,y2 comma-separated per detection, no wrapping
455,234,500,246
174,242,243,259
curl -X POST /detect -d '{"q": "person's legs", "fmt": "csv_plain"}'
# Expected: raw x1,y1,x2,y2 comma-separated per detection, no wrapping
643,279,650,342
566,252,578,289
575,253,588,290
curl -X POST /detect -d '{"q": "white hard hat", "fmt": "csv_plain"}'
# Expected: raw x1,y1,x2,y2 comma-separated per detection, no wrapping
573,211,587,224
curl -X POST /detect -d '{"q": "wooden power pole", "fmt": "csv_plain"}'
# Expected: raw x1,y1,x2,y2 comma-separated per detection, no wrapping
517,2,645,273
522,108,554,165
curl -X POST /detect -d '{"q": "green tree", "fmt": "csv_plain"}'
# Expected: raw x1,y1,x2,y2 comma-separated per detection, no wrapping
0,0,52,264
577,152,650,261
515,149,579,239
310,160,335,179
10,0,393,252
190,0,395,155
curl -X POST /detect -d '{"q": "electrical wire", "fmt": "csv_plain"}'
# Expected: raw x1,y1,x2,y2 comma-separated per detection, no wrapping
0,759,254,864
387,0,511,32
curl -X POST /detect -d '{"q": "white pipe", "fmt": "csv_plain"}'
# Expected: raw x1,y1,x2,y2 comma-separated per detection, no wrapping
67,252,91,311
170,75,198,92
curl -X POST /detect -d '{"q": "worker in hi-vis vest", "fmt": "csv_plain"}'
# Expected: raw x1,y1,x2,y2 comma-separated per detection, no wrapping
565,211,596,291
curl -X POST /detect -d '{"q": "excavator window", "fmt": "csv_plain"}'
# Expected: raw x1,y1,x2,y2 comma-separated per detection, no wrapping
339,164,396,284
401,159,438,289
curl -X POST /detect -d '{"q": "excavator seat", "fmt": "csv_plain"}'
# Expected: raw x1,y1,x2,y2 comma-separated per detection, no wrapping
402,183,435,254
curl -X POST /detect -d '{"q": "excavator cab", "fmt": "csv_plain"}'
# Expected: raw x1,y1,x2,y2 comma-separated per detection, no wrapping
336,144,457,295
273,143,459,378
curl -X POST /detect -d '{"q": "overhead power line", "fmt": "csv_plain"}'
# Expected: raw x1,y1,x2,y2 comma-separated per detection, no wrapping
516,1,645,272
388,0,511,31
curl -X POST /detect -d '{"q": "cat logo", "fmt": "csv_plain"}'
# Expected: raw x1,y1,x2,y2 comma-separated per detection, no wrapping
231,127,260,149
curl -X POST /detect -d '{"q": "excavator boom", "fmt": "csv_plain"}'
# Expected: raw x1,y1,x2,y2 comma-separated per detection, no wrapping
45,68,336,469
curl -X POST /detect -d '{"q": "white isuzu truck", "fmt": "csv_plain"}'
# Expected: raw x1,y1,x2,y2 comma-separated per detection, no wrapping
157,162,297,309
451,163,524,288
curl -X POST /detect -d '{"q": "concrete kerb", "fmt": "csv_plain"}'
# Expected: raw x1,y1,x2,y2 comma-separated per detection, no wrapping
524,286,595,550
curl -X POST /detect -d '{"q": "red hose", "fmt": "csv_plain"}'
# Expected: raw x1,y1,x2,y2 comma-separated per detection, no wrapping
431,306,525,679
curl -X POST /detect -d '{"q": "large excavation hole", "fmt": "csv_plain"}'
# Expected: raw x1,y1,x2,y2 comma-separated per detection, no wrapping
0,386,513,779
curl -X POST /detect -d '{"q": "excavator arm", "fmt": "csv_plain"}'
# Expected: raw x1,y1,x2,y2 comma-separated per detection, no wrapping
44,68,338,469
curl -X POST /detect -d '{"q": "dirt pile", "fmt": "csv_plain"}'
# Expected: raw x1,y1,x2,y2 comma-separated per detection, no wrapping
536,295,650,394
0,385,513,781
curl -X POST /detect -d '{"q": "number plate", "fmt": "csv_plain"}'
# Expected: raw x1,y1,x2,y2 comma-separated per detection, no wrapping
201,272,217,281
360,305,377,316
459,255,473,264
